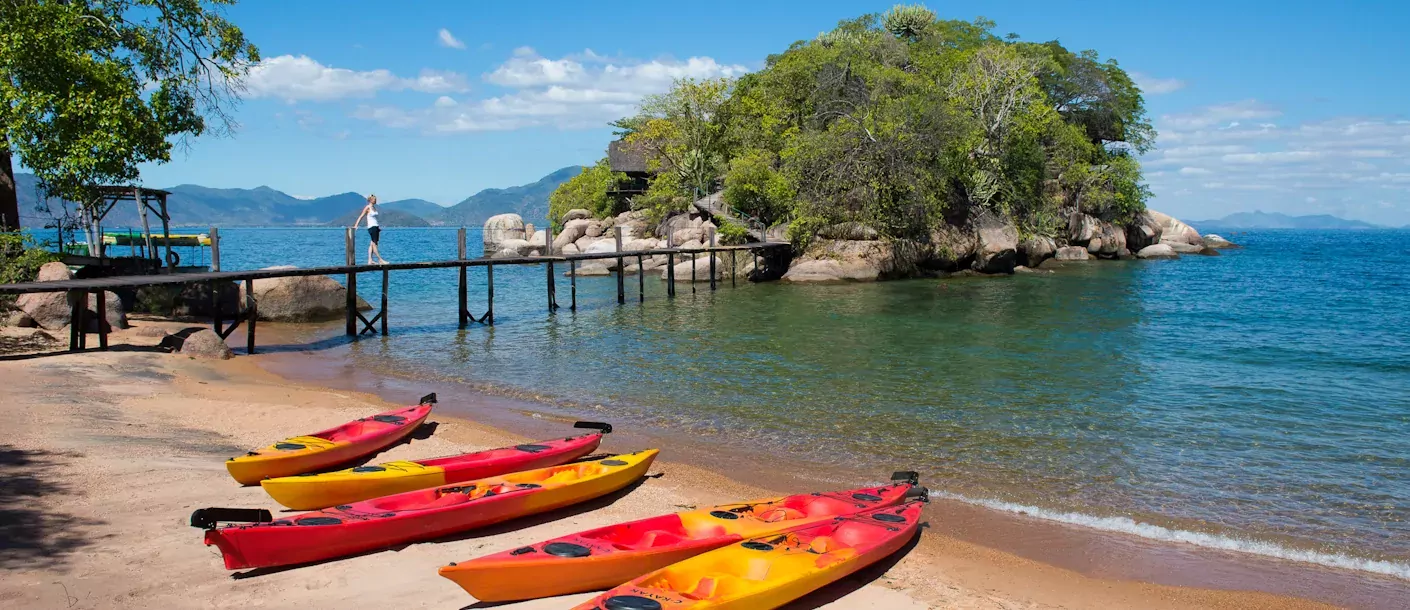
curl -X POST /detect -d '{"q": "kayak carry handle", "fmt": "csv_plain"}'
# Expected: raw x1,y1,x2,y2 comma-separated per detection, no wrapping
573,421,613,434
190,507,273,529
419,393,438,405
891,471,920,485
904,486,931,502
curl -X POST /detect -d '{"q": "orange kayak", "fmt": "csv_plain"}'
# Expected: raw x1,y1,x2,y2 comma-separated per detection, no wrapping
224,394,435,485
574,498,927,610
439,472,922,602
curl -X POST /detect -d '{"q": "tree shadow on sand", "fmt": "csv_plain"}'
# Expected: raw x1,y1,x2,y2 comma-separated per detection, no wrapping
0,445,106,570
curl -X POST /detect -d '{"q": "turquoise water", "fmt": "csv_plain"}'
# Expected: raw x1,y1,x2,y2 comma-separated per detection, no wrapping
35,226,1410,576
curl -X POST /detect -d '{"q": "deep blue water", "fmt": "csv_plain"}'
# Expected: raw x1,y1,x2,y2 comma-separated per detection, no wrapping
26,227,1410,576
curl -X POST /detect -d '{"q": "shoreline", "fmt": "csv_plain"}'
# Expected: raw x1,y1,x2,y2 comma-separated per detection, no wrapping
0,325,1404,608
249,323,1408,608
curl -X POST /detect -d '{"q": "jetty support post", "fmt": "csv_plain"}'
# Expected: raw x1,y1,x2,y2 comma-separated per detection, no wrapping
345,227,356,336
731,250,737,288
209,280,222,338
245,279,256,354
666,231,675,298
457,228,468,328
753,249,759,282
67,290,85,350
209,227,220,272
709,227,717,291
691,247,697,294
380,269,389,335
615,226,625,305
95,290,108,350
486,263,495,325
637,253,645,303
158,193,173,273
570,260,577,311
545,225,557,311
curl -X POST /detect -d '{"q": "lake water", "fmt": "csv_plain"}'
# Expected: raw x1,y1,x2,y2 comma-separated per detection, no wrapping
33,226,1410,579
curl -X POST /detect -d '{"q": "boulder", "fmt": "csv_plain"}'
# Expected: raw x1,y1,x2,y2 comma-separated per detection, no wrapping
3,311,37,328
1068,212,1099,245
14,292,70,330
491,239,532,258
1018,236,1056,268
567,262,611,277
671,227,705,246
623,238,658,252
817,222,880,241
554,219,591,252
36,261,72,282
927,225,977,271
584,220,607,238
782,240,894,282
1148,210,1202,246
483,213,526,251
1124,211,1165,251
179,329,233,360
1203,234,1238,249
238,268,371,322
971,216,1019,274
1054,246,1090,261
134,281,239,318
1087,222,1127,258
662,256,721,282
1196,247,1222,256
1167,242,1204,254
526,229,547,249
134,325,172,337
582,239,619,254
84,292,128,331
561,242,581,255
562,208,592,222
1136,244,1178,259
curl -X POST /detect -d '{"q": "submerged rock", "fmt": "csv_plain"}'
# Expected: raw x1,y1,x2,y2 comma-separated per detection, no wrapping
1018,236,1056,268
1203,234,1239,249
782,240,895,282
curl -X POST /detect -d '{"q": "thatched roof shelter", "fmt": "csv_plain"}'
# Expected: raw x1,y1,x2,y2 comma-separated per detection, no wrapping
607,140,651,175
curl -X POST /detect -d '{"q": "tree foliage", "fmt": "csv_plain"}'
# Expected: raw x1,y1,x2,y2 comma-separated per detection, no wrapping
0,0,259,208
547,159,624,225
0,231,57,307
608,5,1156,241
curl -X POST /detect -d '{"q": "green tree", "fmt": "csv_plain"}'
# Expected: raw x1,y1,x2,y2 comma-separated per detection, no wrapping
623,77,733,197
546,159,624,225
722,149,794,225
0,0,259,230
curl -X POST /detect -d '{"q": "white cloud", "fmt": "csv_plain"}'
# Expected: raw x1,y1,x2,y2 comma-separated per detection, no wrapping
355,47,749,133
245,55,469,102
1132,72,1186,95
1145,101,1410,225
438,28,466,50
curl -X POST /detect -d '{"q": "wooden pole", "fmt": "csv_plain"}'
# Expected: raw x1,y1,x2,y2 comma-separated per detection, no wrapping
731,250,737,288
345,227,356,336
569,260,577,310
95,290,108,350
209,227,220,272
458,228,467,328
691,250,697,294
135,189,155,264
209,280,221,337
708,227,717,291
380,268,389,335
74,290,87,349
159,195,172,273
614,226,625,305
637,254,645,303
666,229,675,297
545,225,556,311
753,250,759,282
486,263,494,325
245,279,256,354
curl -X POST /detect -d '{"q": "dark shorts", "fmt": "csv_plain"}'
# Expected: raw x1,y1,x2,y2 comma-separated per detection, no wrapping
368,226,381,244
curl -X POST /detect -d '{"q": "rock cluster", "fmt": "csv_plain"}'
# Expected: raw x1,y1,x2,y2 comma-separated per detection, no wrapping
238,267,371,322
12,262,128,331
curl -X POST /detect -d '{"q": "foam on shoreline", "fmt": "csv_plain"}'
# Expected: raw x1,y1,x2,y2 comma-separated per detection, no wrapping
928,489,1410,580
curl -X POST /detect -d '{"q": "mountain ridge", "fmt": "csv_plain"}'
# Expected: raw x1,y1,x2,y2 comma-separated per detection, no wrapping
1191,211,1388,230
12,167,582,228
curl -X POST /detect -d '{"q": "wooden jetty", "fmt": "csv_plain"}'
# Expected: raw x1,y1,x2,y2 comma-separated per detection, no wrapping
0,226,789,354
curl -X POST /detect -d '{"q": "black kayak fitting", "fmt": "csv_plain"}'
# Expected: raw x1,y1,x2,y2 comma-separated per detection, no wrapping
418,392,438,405
190,507,272,529
573,421,614,434
903,486,932,502
604,595,663,610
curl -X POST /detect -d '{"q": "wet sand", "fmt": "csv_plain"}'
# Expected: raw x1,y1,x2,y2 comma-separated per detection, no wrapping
0,323,1382,609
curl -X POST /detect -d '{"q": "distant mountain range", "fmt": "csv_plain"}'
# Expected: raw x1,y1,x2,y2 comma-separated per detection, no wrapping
1191,211,1392,230
13,166,583,228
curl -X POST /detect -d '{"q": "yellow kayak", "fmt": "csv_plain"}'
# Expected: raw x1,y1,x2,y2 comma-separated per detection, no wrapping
574,499,926,610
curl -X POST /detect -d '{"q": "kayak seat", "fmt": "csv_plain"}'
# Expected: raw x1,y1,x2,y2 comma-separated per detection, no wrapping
808,536,839,554
639,530,685,548
683,573,750,600
756,507,806,523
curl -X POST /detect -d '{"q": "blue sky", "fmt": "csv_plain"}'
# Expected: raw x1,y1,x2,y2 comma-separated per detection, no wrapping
129,0,1409,224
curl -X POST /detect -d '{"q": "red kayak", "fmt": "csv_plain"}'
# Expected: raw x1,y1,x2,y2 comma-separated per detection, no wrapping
440,472,922,601
259,421,613,510
194,450,659,570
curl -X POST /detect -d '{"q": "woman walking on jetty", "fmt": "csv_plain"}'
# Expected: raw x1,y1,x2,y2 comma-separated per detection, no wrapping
353,194,389,265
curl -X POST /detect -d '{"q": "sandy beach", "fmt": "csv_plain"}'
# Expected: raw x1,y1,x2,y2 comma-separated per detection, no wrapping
0,324,1372,609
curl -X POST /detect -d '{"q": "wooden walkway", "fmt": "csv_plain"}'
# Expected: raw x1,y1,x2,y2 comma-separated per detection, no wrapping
0,234,790,354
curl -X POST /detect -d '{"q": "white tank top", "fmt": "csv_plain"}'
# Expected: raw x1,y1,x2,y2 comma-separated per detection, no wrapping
366,205,380,227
